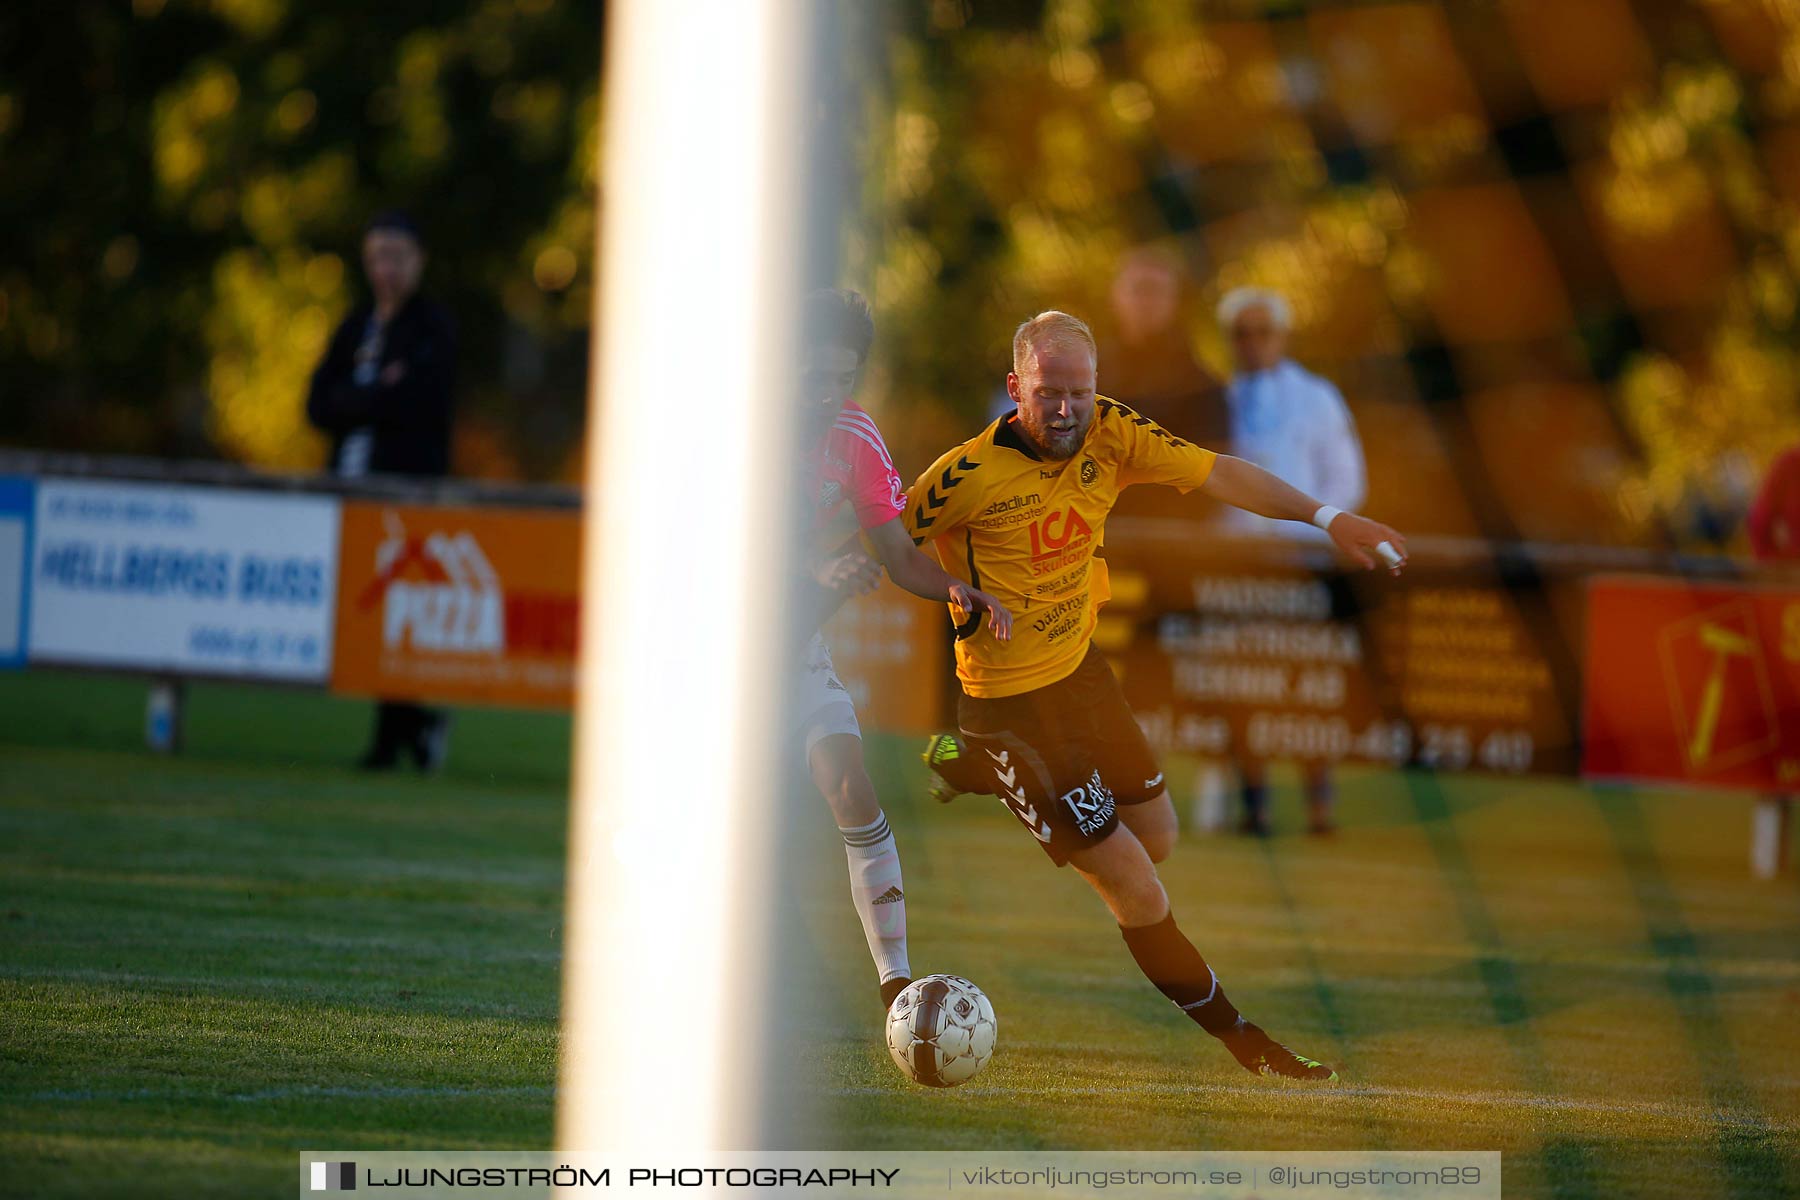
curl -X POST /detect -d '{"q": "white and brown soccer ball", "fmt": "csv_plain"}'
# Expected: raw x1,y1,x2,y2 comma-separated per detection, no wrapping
884,974,997,1087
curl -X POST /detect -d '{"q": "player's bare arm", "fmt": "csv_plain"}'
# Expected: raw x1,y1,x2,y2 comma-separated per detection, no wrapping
1198,453,1408,574
863,516,1014,641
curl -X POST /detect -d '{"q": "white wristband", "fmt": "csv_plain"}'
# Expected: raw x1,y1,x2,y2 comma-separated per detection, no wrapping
1311,504,1344,532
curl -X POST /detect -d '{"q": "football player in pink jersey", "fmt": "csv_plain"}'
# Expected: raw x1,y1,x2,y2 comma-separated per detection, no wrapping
798,289,1012,1013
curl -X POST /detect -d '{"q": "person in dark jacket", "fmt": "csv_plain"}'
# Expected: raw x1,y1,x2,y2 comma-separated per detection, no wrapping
307,212,455,477
307,210,456,771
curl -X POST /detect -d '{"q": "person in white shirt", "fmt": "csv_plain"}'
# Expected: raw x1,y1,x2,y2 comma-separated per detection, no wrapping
1218,286,1366,835
1218,288,1365,538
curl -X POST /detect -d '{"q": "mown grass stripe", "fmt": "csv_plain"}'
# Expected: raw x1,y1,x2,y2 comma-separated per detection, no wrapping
1250,827,1381,1146
1404,771,1602,1200
1599,792,1795,1200
17,1085,556,1103
823,1077,1793,1131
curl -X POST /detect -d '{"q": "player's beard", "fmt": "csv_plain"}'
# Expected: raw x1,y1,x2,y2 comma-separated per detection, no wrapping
1018,406,1091,461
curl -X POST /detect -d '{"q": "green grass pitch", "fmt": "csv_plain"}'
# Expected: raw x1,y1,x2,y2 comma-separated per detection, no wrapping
2,670,1797,1198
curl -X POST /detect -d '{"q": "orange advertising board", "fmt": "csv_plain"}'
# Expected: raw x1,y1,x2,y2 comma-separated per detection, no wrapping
820,582,948,735
332,502,580,708
1583,576,1800,790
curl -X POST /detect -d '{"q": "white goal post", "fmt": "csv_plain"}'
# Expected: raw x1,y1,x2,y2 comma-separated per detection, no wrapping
559,0,808,1152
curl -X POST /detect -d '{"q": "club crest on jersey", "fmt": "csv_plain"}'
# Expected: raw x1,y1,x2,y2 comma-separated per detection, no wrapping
1080,458,1099,488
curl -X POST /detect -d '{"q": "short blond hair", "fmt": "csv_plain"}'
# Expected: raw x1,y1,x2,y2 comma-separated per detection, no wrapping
1012,310,1096,375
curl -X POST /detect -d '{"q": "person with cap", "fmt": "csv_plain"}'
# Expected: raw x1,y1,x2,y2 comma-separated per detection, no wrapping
306,210,458,771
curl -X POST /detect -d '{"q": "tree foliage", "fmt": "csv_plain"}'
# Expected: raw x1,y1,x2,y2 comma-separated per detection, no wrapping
0,0,599,479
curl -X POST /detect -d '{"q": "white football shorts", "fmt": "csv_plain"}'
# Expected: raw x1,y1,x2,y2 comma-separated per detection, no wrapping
796,632,861,760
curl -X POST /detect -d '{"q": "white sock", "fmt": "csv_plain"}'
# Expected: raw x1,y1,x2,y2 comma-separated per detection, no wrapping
840,812,911,985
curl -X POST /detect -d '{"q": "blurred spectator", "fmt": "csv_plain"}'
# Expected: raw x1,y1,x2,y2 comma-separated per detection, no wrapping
1218,286,1366,836
1218,288,1365,542
306,210,457,772
1100,248,1228,522
1747,446,1800,560
985,248,1226,439
1099,246,1229,447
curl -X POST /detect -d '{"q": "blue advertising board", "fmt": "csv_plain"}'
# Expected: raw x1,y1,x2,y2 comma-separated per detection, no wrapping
27,479,340,682
0,476,31,669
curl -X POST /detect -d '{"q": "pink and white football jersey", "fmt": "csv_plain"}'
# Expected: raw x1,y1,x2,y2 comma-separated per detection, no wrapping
806,401,907,535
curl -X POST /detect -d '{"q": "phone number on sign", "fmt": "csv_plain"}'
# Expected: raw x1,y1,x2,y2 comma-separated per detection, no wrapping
1243,714,1536,772
187,625,323,667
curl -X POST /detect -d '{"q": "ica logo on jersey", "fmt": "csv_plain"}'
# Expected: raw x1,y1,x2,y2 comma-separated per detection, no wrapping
1027,507,1093,561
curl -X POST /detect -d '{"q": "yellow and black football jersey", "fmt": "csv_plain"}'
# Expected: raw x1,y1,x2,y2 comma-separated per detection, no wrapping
903,397,1218,698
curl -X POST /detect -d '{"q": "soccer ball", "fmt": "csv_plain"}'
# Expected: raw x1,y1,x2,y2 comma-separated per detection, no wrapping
884,974,997,1087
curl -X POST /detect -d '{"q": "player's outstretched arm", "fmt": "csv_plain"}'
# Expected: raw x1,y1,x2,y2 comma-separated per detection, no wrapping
863,517,1013,640
1198,454,1408,574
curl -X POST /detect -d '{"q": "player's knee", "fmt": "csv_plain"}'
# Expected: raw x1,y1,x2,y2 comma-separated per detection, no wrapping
811,738,880,826
823,773,881,828
1073,833,1169,926
1112,871,1169,927
1101,841,1173,928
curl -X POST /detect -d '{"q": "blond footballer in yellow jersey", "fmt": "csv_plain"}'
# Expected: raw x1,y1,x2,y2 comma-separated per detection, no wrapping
908,310,1404,1083
904,390,1221,698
